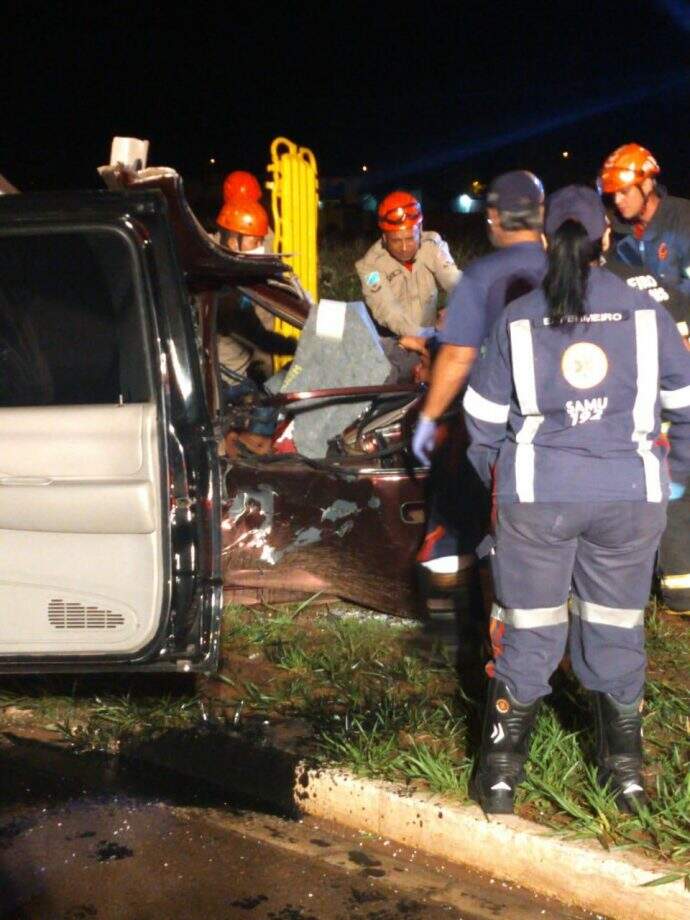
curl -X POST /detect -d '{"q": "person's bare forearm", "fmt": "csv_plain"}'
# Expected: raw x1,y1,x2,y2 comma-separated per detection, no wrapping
421,344,477,420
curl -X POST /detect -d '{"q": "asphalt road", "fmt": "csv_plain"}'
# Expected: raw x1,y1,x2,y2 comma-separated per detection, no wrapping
0,732,606,920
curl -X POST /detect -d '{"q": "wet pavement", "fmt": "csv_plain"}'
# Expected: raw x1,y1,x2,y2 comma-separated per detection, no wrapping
0,731,605,920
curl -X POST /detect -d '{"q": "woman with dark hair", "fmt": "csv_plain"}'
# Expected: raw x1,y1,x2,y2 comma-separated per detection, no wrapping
461,186,690,815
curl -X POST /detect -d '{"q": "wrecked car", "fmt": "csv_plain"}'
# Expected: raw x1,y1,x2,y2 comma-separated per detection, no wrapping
0,163,435,675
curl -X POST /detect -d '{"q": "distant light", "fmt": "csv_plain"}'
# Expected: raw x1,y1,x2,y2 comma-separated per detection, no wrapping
210,157,216,165
562,150,570,158
457,193,473,213
362,164,368,172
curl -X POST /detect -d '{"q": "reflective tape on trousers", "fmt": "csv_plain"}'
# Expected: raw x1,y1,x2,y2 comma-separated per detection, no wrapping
660,572,690,590
571,596,644,628
491,602,569,629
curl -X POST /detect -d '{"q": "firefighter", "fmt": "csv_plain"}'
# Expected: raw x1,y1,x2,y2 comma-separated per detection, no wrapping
216,199,270,255
598,143,690,295
215,200,295,376
355,191,460,337
463,186,690,815
599,144,690,614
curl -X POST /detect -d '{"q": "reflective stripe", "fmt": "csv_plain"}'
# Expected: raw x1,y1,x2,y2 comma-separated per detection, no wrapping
496,602,569,629
660,384,690,410
509,319,544,503
463,386,510,424
510,319,539,414
514,416,543,503
632,310,662,502
676,321,688,337
660,572,690,590
571,595,644,628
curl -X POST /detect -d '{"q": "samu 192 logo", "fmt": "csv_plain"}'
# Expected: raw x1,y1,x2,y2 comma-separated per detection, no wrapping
565,397,608,426
561,342,608,389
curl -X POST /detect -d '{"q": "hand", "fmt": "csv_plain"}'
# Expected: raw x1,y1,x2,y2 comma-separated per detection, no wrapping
398,335,429,356
669,481,686,501
412,414,437,466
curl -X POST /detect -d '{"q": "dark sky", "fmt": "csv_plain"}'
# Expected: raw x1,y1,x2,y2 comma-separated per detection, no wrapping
3,1,690,197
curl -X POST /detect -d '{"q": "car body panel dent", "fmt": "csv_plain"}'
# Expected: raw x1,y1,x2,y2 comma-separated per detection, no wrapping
222,460,426,615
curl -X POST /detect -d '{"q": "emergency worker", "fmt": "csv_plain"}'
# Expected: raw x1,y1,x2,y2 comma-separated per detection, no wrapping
410,172,546,658
215,200,294,376
355,192,460,337
598,143,690,294
217,199,270,255
413,171,546,465
600,144,690,614
462,186,690,815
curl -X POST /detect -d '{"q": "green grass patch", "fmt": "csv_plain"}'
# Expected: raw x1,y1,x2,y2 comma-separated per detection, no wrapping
209,602,690,870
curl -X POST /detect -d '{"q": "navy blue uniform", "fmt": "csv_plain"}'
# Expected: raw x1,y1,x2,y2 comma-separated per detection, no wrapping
607,225,690,612
463,267,690,702
419,242,546,567
440,242,546,349
611,192,690,296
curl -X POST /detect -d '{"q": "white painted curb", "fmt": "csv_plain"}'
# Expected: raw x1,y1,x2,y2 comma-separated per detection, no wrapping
295,767,689,920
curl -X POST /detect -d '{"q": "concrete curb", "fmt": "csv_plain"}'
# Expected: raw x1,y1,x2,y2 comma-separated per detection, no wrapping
4,722,688,920
295,767,689,920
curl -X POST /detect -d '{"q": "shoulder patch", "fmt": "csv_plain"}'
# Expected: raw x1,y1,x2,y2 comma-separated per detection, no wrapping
366,271,381,287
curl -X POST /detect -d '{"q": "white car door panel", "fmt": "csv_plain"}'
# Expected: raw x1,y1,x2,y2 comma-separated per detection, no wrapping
0,403,165,655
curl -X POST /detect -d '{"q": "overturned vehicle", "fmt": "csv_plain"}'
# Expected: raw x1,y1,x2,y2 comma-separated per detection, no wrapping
0,162,470,675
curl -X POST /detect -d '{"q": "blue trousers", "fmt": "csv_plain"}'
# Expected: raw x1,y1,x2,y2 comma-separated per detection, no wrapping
489,501,667,704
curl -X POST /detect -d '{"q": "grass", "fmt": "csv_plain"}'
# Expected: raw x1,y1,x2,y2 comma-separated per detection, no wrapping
0,600,687,873
0,675,200,753
204,601,690,871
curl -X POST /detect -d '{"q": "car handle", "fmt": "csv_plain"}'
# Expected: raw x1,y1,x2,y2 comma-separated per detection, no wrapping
0,476,54,486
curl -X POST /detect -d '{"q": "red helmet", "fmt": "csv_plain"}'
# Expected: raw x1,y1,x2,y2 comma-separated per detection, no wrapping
217,200,269,237
222,170,262,203
377,191,423,232
597,144,660,194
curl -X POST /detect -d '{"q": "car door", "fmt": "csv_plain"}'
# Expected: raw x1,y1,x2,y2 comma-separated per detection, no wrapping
0,191,222,672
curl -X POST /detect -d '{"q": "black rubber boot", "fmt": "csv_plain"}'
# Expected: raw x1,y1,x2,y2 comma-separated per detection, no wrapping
592,691,649,812
473,678,541,815
416,561,487,673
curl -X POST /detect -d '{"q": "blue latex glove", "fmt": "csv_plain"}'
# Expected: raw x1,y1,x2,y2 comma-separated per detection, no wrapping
417,326,436,339
669,481,686,501
412,414,437,466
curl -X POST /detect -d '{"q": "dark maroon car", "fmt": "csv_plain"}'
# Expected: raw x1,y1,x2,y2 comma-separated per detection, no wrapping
0,163,430,675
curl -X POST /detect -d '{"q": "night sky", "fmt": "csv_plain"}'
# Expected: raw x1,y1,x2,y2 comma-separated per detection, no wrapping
4,1,690,199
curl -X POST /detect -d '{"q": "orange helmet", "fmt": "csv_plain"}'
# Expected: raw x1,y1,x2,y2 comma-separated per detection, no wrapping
217,200,269,237
222,170,262,203
377,191,423,232
597,144,660,194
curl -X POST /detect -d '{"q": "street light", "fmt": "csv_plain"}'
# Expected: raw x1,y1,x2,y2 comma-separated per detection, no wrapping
562,151,570,159
209,157,216,165
362,164,368,172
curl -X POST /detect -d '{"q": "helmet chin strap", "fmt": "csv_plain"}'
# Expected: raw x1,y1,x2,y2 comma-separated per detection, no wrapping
635,180,657,226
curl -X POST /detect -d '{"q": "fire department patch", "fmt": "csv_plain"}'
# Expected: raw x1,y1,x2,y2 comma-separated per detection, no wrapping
658,242,669,261
561,342,608,390
366,271,381,287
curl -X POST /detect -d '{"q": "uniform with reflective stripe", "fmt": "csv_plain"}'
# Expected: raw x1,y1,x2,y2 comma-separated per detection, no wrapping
463,267,690,503
462,266,690,704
